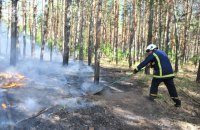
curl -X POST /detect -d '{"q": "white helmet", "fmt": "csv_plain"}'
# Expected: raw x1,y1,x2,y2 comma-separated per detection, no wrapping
146,44,158,52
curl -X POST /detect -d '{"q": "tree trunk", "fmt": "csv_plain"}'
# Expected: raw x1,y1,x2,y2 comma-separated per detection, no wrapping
29,1,32,44
128,0,136,68
195,9,200,67
122,0,127,52
158,0,162,49
154,0,159,45
63,0,72,65
74,2,79,59
32,0,37,58
145,0,154,74
141,0,146,61
88,0,94,66
55,0,59,48
16,4,20,60
0,0,2,53
137,3,141,62
133,0,137,64
10,0,18,66
182,0,189,64
109,10,112,45
79,0,84,61
94,0,102,84
186,0,194,63
121,0,126,52
196,61,200,83
7,3,11,54
40,0,49,61
102,0,107,44
174,2,179,73
50,0,55,61
165,0,172,55
22,0,27,57
114,0,119,64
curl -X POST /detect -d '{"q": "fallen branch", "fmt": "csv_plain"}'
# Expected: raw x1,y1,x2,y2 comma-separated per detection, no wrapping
178,87,200,106
16,106,56,125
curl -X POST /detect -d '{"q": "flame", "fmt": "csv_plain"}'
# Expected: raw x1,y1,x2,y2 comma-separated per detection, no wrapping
0,73,12,79
0,72,26,89
1,103,7,109
2,82,25,89
15,73,26,80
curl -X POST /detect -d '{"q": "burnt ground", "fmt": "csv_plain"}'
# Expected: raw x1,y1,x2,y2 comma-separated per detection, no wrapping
14,66,200,130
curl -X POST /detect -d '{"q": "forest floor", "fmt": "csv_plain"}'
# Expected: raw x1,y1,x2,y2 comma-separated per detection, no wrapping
14,60,200,130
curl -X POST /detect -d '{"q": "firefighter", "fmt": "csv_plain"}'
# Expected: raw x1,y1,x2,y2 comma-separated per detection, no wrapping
133,44,181,107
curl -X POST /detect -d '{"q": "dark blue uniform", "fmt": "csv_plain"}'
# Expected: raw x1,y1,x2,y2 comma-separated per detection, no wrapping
136,50,181,106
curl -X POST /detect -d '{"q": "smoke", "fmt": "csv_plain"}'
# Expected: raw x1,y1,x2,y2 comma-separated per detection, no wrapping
81,82,104,95
55,97,96,110
0,21,104,127
17,98,42,116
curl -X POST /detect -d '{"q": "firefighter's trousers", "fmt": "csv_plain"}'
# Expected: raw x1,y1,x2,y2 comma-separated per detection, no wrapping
150,78,180,104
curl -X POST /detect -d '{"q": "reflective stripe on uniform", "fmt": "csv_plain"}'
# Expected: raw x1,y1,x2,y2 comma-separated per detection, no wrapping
153,53,162,76
171,97,179,99
150,93,157,96
153,74,175,78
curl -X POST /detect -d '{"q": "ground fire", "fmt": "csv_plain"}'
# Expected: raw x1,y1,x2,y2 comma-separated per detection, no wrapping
0,73,26,89
1,103,7,109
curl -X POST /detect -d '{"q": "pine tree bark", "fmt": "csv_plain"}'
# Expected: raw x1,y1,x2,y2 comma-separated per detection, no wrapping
158,0,162,49
122,0,127,52
197,60,200,83
147,0,154,45
196,2,200,82
102,0,107,44
0,0,2,24
195,13,199,67
22,0,27,57
10,0,18,66
94,0,102,84
7,3,11,54
109,5,112,46
182,0,189,64
133,0,137,64
16,5,20,60
29,1,32,43
174,0,179,73
55,0,59,48
141,0,146,60
40,0,49,61
114,0,119,64
32,0,37,58
88,0,94,66
63,0,72,65
154,0,159,45
79,0,84,61
137,3,141,62
50,0,55,61
0,0,2,53
165,0,172,55
128,0,136,68
145,0,154,74
74,1,80,59
109,3,112,46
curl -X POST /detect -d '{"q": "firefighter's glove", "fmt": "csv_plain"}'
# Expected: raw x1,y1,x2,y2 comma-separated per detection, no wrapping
133,69,138,74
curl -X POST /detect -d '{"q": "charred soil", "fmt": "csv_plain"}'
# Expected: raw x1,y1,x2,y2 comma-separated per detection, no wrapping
16,66,200,130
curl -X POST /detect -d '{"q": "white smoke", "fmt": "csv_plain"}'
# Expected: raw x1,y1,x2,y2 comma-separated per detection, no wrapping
0,21,103,127
17,98,42,116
